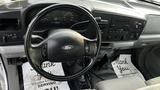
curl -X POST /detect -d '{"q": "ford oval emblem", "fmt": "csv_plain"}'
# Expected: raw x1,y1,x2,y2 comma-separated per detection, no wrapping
62,45,74,50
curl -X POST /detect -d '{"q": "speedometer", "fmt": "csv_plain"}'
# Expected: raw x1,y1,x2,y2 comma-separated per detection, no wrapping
63,12,75,23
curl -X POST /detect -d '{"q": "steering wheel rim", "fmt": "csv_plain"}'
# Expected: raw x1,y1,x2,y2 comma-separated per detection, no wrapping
25,4,101,81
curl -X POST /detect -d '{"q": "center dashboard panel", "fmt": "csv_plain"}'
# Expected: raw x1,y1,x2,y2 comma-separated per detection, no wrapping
93,11,146,42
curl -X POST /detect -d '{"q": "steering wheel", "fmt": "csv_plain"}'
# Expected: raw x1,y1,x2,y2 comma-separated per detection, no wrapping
25,4,101,81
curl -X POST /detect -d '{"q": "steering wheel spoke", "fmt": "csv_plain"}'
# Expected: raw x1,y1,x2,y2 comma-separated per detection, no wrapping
31,37,48,48
29,47,46,68
83,37,97,57
30,38,48,67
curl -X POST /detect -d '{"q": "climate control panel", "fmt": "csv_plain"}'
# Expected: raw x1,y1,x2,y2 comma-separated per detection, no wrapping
104,19,145,41
0,31,24,46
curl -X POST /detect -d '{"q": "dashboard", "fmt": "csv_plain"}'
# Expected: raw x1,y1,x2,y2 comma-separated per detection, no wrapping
0,0,148,47
1,1,160,90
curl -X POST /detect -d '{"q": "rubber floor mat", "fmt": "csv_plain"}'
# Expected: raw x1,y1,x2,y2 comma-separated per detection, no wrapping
112,54,145,81
22,62,70,90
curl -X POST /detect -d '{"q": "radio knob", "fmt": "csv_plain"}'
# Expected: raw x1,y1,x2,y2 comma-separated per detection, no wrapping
2,36,7,43
134,21,143,29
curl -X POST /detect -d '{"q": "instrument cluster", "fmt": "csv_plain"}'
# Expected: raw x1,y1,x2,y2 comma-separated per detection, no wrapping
26,7,88,31
37,10,78,28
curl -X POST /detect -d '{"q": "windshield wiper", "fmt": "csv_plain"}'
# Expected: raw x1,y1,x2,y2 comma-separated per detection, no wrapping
138,0,160,6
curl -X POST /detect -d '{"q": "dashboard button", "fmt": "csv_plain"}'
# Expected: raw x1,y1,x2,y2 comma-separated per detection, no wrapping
2,36,7,43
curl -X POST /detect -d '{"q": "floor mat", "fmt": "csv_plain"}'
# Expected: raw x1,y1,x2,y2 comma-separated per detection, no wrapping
111,54,145,81
22,62,70,90
91,62,117,87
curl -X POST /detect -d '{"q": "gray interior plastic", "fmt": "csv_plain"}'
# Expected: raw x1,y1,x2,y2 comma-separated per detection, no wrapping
0,45,25,90
143,15,160,34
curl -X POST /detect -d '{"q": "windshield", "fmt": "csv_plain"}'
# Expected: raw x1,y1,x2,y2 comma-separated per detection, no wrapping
1,0,160,6
138,0,160,5
152,0,160,2
0,0,24,5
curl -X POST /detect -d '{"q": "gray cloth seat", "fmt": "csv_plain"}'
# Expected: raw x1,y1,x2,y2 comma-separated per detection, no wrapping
146,76,160,85
136,84,160,90
96,76,160,90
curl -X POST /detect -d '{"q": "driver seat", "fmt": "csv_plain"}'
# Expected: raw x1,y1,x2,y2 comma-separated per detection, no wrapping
96,76,160,90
